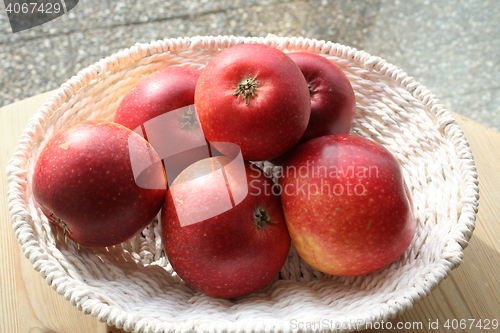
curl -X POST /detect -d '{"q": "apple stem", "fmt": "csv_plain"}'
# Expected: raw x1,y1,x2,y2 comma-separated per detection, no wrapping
180,106,199,130
50,213,71,235
307,84,314,95
254,207,272,228
233,78,258,105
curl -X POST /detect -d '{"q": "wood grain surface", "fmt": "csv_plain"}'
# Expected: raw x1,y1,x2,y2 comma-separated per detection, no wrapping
1,92,498,333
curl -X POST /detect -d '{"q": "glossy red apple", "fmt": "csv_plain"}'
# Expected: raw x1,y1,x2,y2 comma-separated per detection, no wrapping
287,52,356,145
279,134,415,276
194,43,311,161
113,66,207,184
162,155,290,298
32,120,167,247
114,66,200,131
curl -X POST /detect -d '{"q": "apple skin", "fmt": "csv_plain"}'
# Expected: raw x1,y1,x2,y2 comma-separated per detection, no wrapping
287,52,356,145
114,66,200,131
114,66,208,184
32,120,167,247
162,156,290,298
194,43,311,161
279,134,415,276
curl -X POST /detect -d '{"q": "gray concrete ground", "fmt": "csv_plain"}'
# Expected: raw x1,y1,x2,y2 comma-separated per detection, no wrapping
1,0,499,131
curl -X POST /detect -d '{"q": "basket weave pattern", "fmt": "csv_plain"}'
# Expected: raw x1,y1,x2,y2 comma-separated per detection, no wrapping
6,36,479,333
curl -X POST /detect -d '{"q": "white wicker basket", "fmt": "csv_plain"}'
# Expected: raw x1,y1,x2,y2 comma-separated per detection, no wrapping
6,35,479,333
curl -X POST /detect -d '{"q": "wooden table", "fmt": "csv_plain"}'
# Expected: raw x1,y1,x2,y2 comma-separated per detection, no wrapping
1,91,499,333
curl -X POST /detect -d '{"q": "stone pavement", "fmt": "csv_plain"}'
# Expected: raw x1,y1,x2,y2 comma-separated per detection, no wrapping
1,0,499,131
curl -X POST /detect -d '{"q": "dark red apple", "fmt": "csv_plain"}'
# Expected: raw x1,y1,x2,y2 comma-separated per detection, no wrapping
114,65,200,131
279,134,415,276
114,66,205,183
32,120,167,247
288,52,356,144
162,156,290,298
194,43,311,161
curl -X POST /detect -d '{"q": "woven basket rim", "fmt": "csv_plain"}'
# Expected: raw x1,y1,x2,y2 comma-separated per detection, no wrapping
6,35,479,333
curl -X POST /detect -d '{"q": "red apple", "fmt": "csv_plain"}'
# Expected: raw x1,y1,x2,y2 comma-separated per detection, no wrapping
162,155,290,298
114,66,200,131
194,43,311,161
279,134,415,276
32,120,167,247
287,52,356,145
114,66,206,183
